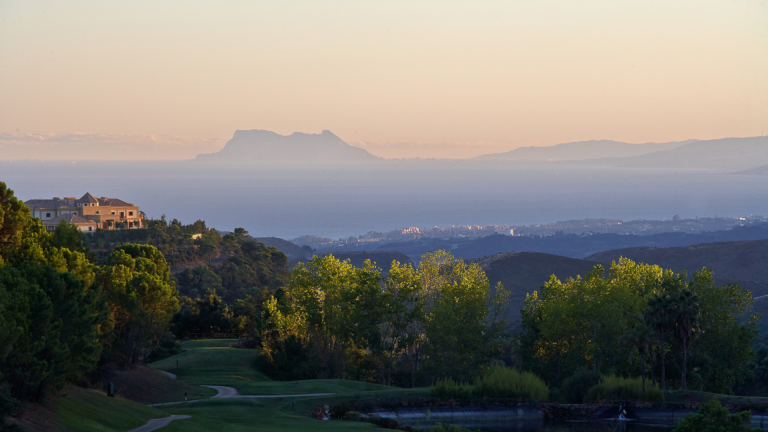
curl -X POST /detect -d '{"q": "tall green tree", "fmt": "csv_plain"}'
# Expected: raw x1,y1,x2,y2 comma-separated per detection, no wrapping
97,244,179,363
646,282,680,391
673,289,700,391
419,251,508,381
619,317,658,393
380,261,423,386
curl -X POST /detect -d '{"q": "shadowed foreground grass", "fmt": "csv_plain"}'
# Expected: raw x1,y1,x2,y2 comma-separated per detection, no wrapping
157,398,378,432
149,345,395,395
235,378,393,395
110,365,217,404
56,386,167,432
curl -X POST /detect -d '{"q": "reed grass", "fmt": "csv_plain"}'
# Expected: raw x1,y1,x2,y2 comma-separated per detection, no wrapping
473,366,549,401
430,378,472,399
584,375,664,403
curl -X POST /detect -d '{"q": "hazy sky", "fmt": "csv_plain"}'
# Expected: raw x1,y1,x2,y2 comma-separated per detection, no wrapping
1,0,766,159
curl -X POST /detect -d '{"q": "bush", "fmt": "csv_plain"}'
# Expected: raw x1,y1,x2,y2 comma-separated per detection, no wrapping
473,366,549,401
367,416,399,429
145,333,183,363
430,378,471,399
584,375,664,403
342,411,364,421
562,369,602,403
672,398,760,432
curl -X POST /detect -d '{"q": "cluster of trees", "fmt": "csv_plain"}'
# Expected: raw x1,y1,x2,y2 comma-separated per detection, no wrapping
83,217,221,267
175,227,289,302
168,228,290,340
0,183,179,418
519,258,759,395
258,251,509,386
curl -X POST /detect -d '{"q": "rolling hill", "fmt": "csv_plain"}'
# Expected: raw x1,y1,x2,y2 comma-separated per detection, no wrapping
469,251,599,323
450,223,768,259
474,139,689,161
293,250,413,272
583,136,768,170
587,239,768,298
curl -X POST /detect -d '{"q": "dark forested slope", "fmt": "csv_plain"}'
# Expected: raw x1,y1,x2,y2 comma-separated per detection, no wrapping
588,239,768,297
469,252,598,322
451,223,768,259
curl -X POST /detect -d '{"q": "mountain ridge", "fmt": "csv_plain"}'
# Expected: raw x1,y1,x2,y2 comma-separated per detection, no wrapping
195,129,381,163
474,139,692,161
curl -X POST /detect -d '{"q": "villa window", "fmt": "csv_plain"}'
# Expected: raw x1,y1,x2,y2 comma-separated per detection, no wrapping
46,213,51,217
129,211,134,216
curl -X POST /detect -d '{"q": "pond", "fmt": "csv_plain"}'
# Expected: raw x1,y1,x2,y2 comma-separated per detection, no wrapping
370,405,768,431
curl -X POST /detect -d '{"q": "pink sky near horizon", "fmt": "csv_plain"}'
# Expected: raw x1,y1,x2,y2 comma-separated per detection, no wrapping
1,1,766,159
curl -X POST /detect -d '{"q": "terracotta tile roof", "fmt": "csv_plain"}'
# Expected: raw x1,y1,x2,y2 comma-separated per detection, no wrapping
76,192,98,204
98,198,133,207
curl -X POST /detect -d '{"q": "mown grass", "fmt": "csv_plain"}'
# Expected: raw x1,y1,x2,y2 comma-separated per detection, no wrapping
178,338,240,349
585,375,664,403
109,365,217,404
236,379,393,395
149,347,269,389
150,343,396,396
156,398,379,432
56,386,167,432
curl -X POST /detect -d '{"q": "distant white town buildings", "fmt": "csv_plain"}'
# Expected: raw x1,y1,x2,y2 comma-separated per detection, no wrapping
25,193,143,233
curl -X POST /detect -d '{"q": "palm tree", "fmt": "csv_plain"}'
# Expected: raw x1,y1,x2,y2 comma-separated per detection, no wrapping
672,289,700,391
620,317,659,393
646,291,675,390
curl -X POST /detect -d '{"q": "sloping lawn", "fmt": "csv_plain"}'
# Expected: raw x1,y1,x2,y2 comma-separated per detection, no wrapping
157,398,378,432
149,347,269,388
56,386,167,432
235,379,394,395
179,339,240,349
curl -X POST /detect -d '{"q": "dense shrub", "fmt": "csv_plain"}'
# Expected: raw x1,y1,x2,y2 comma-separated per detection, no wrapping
430,378,472,399
672,398,760,432
562,369,602,403
145,333,183,363
473,366,549,400
254,336,322,380
584,375,664,403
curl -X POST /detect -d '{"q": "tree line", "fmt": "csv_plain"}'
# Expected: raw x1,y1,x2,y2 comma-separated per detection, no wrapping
257,250,509,386
518,259,759,396
0,183,179,427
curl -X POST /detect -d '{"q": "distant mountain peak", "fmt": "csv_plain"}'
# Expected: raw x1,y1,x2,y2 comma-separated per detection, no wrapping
196,129,380,164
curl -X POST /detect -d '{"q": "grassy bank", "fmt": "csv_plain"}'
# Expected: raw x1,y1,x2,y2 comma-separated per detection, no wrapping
149,343,393,396
149,346,268,388
109,365,217,404
156,398,379,432
56,386,167,432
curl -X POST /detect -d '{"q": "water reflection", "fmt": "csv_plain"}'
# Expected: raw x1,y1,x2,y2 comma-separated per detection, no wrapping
424,420,675,432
